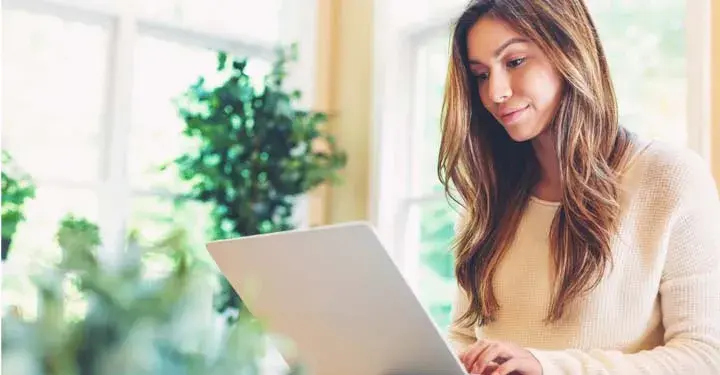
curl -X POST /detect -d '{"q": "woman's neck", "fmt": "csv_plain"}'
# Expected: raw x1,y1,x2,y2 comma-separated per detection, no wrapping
531,132,562,202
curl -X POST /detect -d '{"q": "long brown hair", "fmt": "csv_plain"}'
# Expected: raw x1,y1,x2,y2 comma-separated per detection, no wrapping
438,0,636,327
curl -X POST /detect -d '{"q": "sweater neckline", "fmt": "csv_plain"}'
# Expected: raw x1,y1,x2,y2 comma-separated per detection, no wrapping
526,139,653,210
529,195,561,207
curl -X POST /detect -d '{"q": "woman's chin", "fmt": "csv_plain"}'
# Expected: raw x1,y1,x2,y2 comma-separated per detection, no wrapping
504,126,537,143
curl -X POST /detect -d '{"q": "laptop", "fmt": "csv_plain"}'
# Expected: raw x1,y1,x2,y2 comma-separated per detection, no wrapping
206,221,468,375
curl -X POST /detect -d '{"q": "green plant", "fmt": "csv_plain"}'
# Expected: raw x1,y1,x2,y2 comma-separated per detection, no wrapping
170,45,347,315
1,150,36,260
2,214,288,375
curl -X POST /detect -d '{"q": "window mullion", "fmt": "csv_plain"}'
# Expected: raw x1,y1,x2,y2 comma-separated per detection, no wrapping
136,20,275,60
684,0,711,159
373,28,416,261
276,0,318,229
98,5,137,265
3,0,120,24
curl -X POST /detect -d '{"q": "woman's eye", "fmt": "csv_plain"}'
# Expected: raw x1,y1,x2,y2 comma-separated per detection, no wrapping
507,57,525,68
476,72,489,81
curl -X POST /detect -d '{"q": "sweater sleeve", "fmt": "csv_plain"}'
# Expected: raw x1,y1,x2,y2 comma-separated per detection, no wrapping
447,284,478,354
446,212,479,354
527,152,720,375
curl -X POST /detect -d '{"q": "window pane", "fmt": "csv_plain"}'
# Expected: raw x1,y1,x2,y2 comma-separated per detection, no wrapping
1,10,110,184
588,0,687,145
405,199,458,331
136,0,282,43
129,36,271,193
384,0,467,31
411,35,451,197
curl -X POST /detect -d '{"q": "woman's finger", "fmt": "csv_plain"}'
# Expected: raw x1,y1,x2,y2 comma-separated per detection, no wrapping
473,344,507,374
483,362,500,374
468,361,499,375
491,357,523,375
463,341,492,371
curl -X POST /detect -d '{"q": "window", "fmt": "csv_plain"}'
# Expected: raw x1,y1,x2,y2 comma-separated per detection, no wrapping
2,10,109,185
136,0,283,43
404,34,459,330
588,0,688,145
1,9,110,271
129,36,222,195
2,0,313,321
374,0,709,331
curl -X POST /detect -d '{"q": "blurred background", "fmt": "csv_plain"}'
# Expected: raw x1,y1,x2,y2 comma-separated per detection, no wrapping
1,0,718,374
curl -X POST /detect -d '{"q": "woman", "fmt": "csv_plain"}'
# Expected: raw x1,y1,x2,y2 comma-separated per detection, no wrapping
438,1,720,375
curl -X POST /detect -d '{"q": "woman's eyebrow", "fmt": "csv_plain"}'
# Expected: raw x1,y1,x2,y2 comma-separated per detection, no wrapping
468,37,530,65
492,37,529,58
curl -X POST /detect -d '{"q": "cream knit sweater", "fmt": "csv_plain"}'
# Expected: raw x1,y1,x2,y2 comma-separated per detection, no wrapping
447,142,720,374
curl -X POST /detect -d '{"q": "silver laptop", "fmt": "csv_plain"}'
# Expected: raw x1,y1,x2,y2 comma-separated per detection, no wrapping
206,221,467,375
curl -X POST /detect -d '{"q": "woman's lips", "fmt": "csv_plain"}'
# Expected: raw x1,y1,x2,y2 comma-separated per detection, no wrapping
500,105,529,124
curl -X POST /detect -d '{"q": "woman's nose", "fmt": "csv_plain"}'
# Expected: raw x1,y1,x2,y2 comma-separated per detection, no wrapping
488,71,512,103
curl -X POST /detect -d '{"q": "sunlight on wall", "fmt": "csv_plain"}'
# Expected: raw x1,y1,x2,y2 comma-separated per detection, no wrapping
310,0,374,225
712,4,720,184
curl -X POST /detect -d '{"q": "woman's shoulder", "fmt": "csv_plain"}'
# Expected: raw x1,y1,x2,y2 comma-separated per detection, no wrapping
632,140,710,181
637,139,704,169
626,138,717,207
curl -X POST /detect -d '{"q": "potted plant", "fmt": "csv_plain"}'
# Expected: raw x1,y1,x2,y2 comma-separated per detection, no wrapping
169,44,347,316
1,150,36,261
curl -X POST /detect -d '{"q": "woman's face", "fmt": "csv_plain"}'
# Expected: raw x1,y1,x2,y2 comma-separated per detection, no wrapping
466,16,564,142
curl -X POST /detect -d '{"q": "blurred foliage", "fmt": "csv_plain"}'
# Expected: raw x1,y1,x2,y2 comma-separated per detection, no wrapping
1,150,36,260
2,215,293,375
417,199,458,331
169,44,347,316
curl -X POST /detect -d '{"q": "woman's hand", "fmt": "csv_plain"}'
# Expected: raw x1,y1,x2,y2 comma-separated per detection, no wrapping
459,339,542,375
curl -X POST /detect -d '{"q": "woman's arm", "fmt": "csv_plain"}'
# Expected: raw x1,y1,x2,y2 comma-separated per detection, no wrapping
447,213,479,354
447,284,479,354
527,151,720,375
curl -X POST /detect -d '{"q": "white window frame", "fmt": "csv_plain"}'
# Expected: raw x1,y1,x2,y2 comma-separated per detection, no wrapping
4,0,318,264
371,0,712,287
